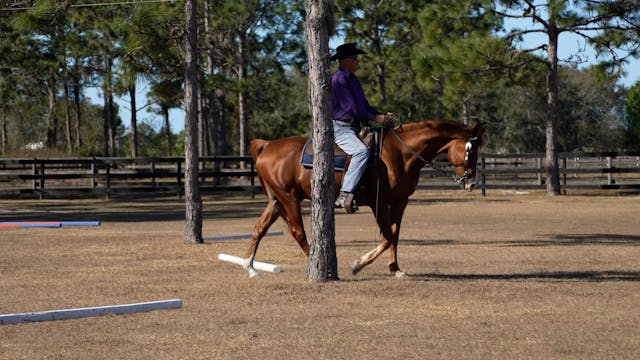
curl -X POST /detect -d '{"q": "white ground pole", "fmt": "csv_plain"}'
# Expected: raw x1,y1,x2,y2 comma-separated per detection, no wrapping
218,253,281,273
204,230,284,241
0,299,183,325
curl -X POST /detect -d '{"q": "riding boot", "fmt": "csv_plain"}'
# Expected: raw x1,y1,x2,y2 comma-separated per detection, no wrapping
335,191,358,213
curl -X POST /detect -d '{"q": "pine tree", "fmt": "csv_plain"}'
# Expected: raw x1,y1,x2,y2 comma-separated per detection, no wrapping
626,82,640,151
184,0,203,244
488,0,640,194
305,0,338,281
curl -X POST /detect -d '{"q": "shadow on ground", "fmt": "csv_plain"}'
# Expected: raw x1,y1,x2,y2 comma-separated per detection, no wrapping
343,234,640,248
410,270,640,282
0,197,266,223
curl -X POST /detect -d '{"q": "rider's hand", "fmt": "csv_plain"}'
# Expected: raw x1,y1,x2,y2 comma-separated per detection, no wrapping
376,112,394,125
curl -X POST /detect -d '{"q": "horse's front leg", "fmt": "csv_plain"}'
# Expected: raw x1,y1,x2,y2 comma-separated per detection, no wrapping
387,199,409,278
351,203,393,275
243,199,281,278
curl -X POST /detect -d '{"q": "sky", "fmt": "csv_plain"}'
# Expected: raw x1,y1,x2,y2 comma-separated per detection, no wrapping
87,19,639,134
503,17,640,87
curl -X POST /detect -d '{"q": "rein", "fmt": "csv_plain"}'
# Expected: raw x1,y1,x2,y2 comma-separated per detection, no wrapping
388,125,475,185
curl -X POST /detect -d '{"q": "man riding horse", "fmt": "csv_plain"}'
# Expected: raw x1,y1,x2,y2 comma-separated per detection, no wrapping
331,43,393,213
241,42,485,278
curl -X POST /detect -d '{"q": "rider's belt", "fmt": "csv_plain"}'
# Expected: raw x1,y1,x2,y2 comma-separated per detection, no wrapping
333,119,359,127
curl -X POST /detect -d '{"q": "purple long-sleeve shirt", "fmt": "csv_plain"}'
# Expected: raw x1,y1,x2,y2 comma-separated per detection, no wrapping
331,67,379,125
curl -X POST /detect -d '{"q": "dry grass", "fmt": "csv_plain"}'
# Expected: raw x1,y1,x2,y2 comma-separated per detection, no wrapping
1,191,639,359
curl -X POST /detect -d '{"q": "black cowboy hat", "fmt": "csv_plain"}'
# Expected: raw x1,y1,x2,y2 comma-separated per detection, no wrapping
330,43,367,61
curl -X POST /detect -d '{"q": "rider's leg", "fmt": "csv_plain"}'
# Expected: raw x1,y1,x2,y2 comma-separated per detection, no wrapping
333,123,368,211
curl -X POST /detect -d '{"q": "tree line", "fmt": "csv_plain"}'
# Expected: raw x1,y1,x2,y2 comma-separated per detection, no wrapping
1,0,638,277
1,1,639,167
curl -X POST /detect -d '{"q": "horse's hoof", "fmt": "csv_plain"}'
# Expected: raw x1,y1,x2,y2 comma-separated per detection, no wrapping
245,267,260,278
394,270,408,279
351,262,362,275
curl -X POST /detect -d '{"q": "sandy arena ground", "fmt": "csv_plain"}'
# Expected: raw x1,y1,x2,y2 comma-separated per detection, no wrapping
0,190,639,359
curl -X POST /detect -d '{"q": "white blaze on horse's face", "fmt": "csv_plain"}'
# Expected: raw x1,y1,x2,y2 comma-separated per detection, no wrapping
463,137,482,191
450,138,479,192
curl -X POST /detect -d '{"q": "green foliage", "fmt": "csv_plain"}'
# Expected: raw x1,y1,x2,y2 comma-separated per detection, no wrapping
248,70,311,140
120,122,181,157
556,67,626,152
626,81,640,150
335,0,431,119
415,0,514,122
0,0,636,158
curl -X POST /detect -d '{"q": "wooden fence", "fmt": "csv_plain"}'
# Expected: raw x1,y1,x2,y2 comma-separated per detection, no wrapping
1,152,639,199
420,152,640,195
0,156,255,199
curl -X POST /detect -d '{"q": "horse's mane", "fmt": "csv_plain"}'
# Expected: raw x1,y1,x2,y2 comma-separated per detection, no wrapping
400,119,474,140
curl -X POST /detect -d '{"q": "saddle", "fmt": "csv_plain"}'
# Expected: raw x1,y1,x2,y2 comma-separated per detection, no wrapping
300,127,376,171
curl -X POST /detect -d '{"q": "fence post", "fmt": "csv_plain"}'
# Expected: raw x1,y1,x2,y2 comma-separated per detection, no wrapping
39,159,45,195
176,159,182,199
91,158,97,189
481,155,486,197
562,156,567,195
106,162,111,199
31,159,37,190
607,156,613,185
536,157,542,186
250,158,255,199
151,159,157,189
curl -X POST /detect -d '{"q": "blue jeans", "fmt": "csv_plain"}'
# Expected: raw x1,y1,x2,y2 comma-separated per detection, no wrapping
333,121,368,193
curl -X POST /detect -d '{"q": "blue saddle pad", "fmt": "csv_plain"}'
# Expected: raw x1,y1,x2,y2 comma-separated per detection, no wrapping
300,139,347,172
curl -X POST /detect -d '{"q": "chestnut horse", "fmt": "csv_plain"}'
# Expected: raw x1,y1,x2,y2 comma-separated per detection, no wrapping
243,119,484,278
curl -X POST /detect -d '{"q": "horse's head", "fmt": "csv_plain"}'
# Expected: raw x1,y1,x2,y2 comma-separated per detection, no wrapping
444,123,485,191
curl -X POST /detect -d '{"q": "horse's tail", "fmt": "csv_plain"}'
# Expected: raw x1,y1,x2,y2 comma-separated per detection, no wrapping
250,139,269,161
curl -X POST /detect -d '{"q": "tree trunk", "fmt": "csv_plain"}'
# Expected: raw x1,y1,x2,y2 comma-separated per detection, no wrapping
545,24,561,195
129,85,138,158
72,72,82,150
434,75,445,120
237,35,248,168
108,91,115,156
305,0,338,282
216,89,227,156
213,88,226,185
183,0,203,244
64,81,72,153
1,107,6,155
371,22,387,105
45,76,58,149
198,73,206,157
102,51,112,157
207,88,218,158
462,96,470,125
163,105,172,156
204,0,219,159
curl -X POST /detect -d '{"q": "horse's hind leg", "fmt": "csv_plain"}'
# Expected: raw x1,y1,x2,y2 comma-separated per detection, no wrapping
387,199,409,278
243,197,281,278
351,199,408,277
351,204,392,275
279,195,309,257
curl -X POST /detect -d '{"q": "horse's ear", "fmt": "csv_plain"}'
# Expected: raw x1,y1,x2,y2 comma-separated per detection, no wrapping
472,123,485,137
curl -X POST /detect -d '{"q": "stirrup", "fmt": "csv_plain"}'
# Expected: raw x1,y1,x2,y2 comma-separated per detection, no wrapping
345,199,358,213
335,192,358,213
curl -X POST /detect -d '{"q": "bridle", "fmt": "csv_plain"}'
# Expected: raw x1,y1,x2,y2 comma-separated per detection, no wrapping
388,125,478,185
455,135,480,184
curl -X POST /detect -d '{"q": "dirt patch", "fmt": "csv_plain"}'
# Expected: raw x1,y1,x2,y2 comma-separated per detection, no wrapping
0,191,639,359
